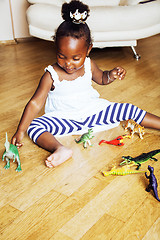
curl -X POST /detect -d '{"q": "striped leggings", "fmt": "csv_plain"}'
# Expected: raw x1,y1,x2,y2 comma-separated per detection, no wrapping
27,102,146,143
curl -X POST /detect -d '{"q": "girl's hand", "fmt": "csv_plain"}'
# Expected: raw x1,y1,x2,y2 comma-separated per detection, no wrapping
11,131,24,148
110,67,126,80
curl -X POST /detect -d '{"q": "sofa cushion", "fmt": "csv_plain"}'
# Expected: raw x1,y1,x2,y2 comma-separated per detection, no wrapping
28,0,64,6
76,0,120,6
28,0,121,7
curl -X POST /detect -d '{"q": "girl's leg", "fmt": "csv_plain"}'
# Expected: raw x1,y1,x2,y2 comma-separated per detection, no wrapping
101,103,160,130
141,112,160,129
36,132,73,167
27,116,73,167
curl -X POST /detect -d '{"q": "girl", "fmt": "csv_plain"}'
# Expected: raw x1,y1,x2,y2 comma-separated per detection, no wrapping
12,0,160,168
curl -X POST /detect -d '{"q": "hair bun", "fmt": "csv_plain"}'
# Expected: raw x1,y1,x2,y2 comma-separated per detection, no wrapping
62,0,90,24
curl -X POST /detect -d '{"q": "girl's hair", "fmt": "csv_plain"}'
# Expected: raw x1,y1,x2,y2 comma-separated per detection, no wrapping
53,0,92,47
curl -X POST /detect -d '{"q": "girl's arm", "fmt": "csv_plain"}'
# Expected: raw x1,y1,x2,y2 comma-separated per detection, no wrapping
11,71,53,147
91,59,126,85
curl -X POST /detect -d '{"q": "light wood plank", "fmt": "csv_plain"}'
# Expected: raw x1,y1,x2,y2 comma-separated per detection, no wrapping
81,213,124,240
142,217,160,240
0,205,22,232
50,232,73,240
112,198,160,240
59,175,138,240
0,190,67,240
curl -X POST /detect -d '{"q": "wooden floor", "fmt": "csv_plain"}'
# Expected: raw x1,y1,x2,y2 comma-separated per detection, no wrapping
0,35,160,240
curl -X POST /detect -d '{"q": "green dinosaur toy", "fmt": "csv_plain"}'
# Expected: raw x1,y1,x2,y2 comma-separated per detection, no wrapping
2,133,22,172
75,128,94,148
120,149,160,170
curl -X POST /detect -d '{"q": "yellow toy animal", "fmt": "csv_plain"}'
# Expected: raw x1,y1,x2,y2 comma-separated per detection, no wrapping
102,166,144,176
124,119,145,139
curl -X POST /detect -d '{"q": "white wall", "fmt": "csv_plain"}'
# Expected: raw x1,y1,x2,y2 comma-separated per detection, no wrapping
0,0,30,41
0,0,14,41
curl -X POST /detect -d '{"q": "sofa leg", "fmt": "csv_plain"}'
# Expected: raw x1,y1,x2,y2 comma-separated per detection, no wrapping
131,46,141,60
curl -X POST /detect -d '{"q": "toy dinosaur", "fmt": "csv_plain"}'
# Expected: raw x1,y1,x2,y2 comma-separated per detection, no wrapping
124,119,145,139
120,149,160,170
102,166,144,176
2,133,22,172
99,134,131,146
145,165,160,202
75,128,94,148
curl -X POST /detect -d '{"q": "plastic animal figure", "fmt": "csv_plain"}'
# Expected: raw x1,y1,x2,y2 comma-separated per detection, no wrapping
120,149,160,170
75,128,94,148
2,133,22,172
145,165,160,202
99,134,131,146
124,119,145,139
102,166,144,176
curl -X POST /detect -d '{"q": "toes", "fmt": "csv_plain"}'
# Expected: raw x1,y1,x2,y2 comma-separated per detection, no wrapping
45,160,53,168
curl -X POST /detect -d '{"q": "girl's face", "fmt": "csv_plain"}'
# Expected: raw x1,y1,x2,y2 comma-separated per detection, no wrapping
56,36,92,74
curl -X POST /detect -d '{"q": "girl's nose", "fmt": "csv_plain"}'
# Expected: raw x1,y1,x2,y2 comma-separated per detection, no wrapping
65,60,71,67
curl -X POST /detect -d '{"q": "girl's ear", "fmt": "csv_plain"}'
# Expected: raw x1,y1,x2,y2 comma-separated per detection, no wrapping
87,43,93,56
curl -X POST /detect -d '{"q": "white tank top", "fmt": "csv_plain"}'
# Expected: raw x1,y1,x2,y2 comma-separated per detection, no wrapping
44,57,110,120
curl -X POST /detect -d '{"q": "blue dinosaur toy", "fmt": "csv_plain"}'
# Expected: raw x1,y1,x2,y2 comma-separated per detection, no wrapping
2,133,22,172
145,165,160,202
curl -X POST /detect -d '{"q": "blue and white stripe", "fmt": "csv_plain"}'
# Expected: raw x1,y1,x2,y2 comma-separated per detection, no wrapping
27,102,146,143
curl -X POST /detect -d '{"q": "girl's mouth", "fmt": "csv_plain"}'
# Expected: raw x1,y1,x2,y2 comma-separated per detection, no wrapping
66,67,74,71
57,62,84,73
65,64,84,73
57,62,73,73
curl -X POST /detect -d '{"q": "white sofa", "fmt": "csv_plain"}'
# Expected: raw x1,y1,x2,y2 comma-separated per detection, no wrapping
26,0,160,59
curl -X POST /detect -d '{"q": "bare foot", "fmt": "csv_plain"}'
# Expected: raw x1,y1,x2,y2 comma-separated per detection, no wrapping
45,146,73,168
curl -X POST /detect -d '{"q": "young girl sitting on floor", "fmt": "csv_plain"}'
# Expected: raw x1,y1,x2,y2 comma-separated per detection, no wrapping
12,0,160,168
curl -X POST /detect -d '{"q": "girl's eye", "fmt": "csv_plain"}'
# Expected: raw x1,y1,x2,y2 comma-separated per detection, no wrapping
58,54,65,59
74,58,80,61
